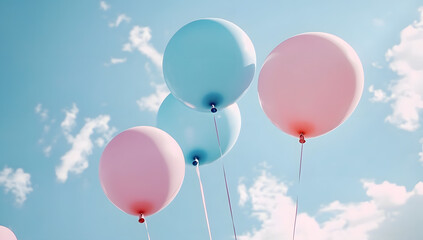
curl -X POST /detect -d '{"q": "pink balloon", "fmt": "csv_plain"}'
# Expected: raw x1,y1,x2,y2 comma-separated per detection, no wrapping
0,226,17,240
99,126,185,217
258,32,364,138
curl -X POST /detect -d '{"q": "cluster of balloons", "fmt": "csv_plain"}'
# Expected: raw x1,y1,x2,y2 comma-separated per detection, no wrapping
0,18,363,240
98,17,363,228
99,18,257,222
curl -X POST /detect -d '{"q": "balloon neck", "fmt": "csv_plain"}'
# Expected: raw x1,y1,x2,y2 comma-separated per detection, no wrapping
210,104,217,113
299,133,306,144
192,157,200,166
139,214,145,224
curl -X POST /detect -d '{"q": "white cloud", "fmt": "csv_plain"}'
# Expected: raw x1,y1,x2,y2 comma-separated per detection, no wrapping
370,7,423,131
418,138,423,165
95,137,105,147
0,167,33,205
121,26,165,111
144,62,152,74
43,125,50,133
372,18,385,27
123,26,163,68
370,185,423,240
368,85,389,103
61,103,79,134
105,57,127,66
35,103,48,121
56,108,116,182
100,1,110,11
110,57,127,64
136,83,170,113
363,180,412,207
122,43,132,52
238,169,423,240
43,145,52,157
36,104,51,147
238,180,249,207
109,14,131,28
371,62,383,69
414,182,423,195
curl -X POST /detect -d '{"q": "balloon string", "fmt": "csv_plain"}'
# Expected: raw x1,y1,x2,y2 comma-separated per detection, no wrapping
195,164,213,240
213,116,223,157
144,218,151,240
292,141,304,240
298,143,304,182
222,164,238,240
213,115,238,240
292,196,299,240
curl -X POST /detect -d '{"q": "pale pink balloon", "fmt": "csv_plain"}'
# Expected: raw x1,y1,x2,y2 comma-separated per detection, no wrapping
258,32,364,138
99,126,185,217
0,226,17,240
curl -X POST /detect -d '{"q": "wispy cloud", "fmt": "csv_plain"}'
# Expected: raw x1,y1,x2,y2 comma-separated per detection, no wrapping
371,62,383,69
109,14,131,28
372,18,385,27
368,85,389,103
0,167,33,205
123,26,163,69
100,1,110,11
418,138,423,165
61,103,79,133
35,103,48,121
56,104,116,182
119,23,166,113
136,83,169,113
110,57,127,64
238,169,423,240
370,7,423,131
104,57,127,66
35,103,54,151
238,178,249,207
43,145,52,157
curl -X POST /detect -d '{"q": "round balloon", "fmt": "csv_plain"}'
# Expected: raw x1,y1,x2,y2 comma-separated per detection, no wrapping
163,18,256,112
0,226,17,240
157,94,241,165
258,32,364,138
99,126,185,217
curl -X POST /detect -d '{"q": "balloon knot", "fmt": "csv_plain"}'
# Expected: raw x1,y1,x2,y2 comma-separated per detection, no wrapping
210,104,217,113
139,214,145,224
192,157,199,166
299,134,306,144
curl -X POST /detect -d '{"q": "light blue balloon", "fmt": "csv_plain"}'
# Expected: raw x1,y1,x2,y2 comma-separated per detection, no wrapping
163,18,256,112
157,94,241,165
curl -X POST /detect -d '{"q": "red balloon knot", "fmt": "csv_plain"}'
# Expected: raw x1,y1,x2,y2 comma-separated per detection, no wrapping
139,214,145,223
299,134,306,144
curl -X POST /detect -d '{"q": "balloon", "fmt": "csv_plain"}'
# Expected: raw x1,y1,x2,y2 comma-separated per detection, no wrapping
99,126,185,218
0,226,17,240
163,18,256,112
157,94,241,165
258,32,364,138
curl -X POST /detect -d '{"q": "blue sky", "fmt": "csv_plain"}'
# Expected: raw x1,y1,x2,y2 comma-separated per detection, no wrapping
1,0,423,239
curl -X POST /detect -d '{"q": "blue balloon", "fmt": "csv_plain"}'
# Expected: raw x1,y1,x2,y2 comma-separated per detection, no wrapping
163,18,256,112
157,94,241,165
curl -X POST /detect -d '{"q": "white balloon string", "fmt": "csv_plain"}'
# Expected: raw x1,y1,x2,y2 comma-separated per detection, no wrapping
213,115,224,157
195,164,213,240
292,142,304,240
222,164,238,240
144,218,151,240
299,142,304,182
213,115,238,240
